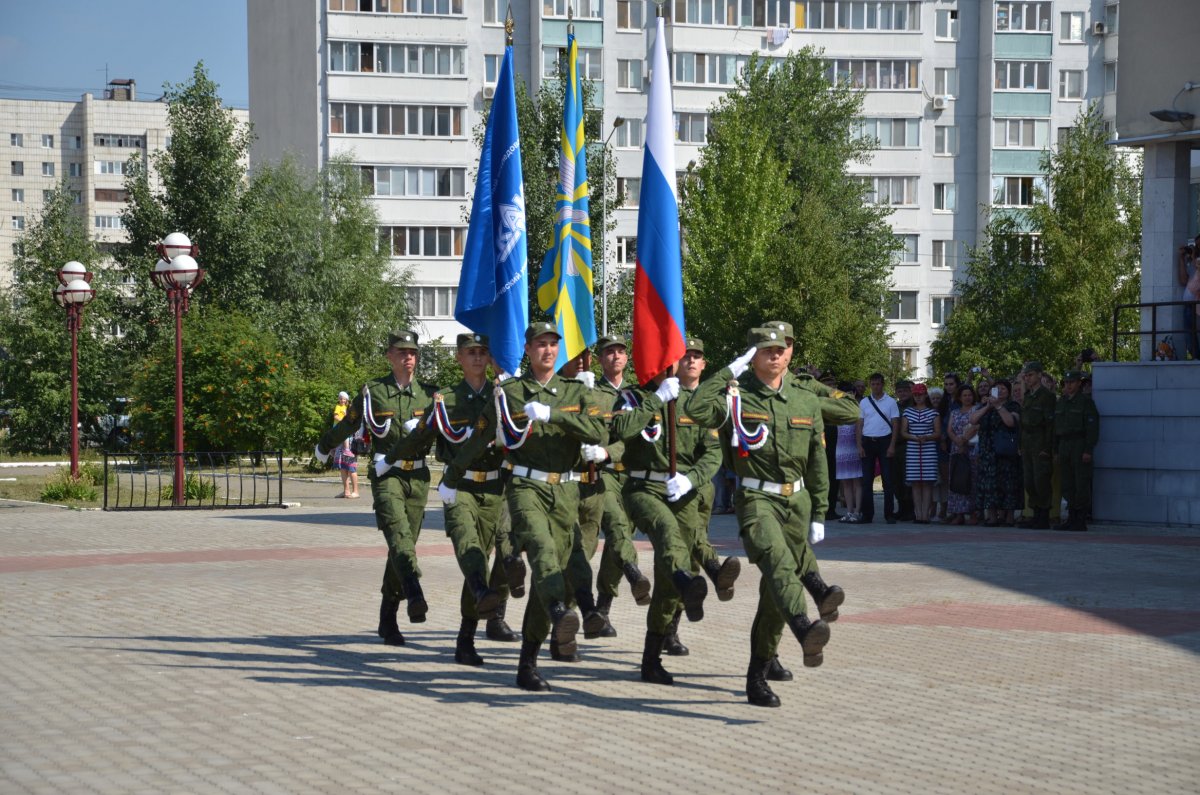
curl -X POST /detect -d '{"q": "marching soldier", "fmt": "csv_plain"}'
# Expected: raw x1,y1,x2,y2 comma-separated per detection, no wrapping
686,327,840,708
315,330,437,646
1019,361,1056,529
441,322,605,691
1053,371,1099,532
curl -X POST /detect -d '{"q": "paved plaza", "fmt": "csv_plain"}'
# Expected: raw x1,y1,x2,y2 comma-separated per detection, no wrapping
1,482,1198,794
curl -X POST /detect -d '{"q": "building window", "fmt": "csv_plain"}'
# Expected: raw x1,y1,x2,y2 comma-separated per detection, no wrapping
482,0,502,23
72,136,82,149
617,177,641,207
933,182,956,213
379,226,466,258
675,0,790,28
95,160,129,175
41,134,54,148
797,1,919,31
1059,69,1084,100
1060,11,1084,41
94,215,124,230
995,2,1051,32
615,236,637,265
931,296,956,326
935,8,958,40
542,46,602,80
996,233,1042,262
935,68,959,97
41,162,54,177
884,291,918,321
931,240,955,269
825,59,920,90
674,53,749,87
894,234,918,265
615,118,643,149
851,118,920,148
407,286,458,318
329,42,466,77
10,189,23,203
674,113,709,144
889,347,917,370
361,165,467,198
71,191,82,204
9,133,22,147
43,190,54,202
12,242,25,257
11,215,25,231
484,54,501,85
1057,126,1073,147
93,133,145,148
617,59,643,91
617,0,644,29
544,0,601,17
995,60,1050,91
934,125,957,156
993,176,1040,206
1105,3,1118,34
68,162,82,177
863,176,918,207
994,118,1050,148
1104,62,1117,94
10,161,22,176
330,103,464,138
328,0,465,14
95,188,128,202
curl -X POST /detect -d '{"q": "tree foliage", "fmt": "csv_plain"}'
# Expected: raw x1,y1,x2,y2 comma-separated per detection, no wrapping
931,104,1141,376
680,50,897,372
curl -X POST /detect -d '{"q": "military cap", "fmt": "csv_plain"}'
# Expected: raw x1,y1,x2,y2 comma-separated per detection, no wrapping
456,332,489,349
1021,360,1044,374
596,333,628,352
1063,370,1083,382
747,326,787,349
762,319,794,341
387,330,419,350
684,336,705,354
525,321,561,342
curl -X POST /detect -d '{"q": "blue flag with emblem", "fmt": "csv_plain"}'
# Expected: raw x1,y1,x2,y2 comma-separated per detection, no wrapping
535,31,597,370
455,45,528,376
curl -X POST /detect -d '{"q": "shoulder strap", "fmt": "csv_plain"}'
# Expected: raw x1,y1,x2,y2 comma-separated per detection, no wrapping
866,395,892,426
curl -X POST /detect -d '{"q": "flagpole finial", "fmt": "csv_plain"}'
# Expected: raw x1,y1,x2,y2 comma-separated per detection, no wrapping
655,0,666,18
567,3,574,35
505,4,514,45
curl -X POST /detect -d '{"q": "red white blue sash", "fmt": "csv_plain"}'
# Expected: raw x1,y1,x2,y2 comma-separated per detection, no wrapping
361,383,391,438
432,393,470,444
728,381,768,457
621,389,662,443
494,387,532,450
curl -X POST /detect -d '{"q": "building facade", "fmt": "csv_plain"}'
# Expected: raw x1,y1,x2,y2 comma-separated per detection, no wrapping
247,0,1120,371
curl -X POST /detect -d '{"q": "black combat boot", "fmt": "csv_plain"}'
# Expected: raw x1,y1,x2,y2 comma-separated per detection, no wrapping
403,575,428,623
662,608,689,656
703,556,741,602
641,632,674,685
576,589,613,640
1067,508,1088,532
671,570,708,622
516,638,549,692
549,637,580,662
503,554,527,598
596,591,614,618
454,619,484,667
467,572,502,620
622,561,652,606
766,655,793,682
746,656,781,707
1031,508,1051,530
1054,511,1075,531
377,596,405,646
548,601,580,658
787,613,831,668
486,602,520,642
800,570,846,622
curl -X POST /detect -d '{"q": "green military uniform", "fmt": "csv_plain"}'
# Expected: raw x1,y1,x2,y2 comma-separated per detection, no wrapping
588,370,645,600
1020,361,1057,527
1053,372,1099,531
317,330,436,638
442,324,606,685
687,327,835,707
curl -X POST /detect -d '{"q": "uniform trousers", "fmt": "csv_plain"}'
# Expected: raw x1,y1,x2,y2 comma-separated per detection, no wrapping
624,480,702,635
1057,439,1093,512
444,482,510,620
369,468,429,600
1022,446,1054,510
508,477,581,644
573,472,639,598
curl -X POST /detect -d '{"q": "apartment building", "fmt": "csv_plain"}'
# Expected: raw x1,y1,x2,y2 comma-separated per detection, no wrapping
247,0,1118,371
0,81,250,291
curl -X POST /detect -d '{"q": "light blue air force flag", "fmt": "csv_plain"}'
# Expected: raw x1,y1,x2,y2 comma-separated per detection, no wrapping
455,46,528,376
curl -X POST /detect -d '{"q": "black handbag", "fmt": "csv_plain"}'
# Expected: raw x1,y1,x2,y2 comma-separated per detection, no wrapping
993,425,1019,458
949,452,972,495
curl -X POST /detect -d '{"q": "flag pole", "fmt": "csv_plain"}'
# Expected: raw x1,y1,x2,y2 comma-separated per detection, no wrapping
505,3,514,46
654,1,678,478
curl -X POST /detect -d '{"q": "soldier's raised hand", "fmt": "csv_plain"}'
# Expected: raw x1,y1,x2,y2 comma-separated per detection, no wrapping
581,443,608,463
729,346,757,378
576,371,596,389
523,402,551,423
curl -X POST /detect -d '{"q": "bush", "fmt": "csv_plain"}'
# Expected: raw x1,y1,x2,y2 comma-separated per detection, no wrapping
41,467,100,503
160,473,219,503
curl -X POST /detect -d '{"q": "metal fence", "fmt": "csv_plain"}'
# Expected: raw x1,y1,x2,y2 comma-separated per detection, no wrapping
103,451,284,511
1112,299,1199,361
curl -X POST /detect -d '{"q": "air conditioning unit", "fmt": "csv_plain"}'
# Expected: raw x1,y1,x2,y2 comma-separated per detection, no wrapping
932,95,949,111
483,85,495,99
1092,21,1107,36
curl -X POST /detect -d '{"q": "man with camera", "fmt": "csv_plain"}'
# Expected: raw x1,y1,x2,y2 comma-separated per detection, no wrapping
1178,236,1200,360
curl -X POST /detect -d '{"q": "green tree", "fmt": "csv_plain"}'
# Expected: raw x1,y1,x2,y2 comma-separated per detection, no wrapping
931,104,1142,375
0,186,118,453
680,50,897,373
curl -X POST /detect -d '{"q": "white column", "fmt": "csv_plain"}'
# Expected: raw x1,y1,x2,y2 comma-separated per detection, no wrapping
1139,142,1192,360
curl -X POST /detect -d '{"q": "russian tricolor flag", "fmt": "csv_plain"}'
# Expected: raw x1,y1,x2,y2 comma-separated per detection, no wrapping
633,14,686,382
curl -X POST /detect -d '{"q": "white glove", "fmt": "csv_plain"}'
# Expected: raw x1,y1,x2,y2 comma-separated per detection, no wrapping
438,483,457,506
403,417,421,433
460,426,474,440
374,456,391,479
496,371,512,383
808,521,825,545
524,401,551,423
576,371,595,389
314,443,330,465
729,346,757,378
666,473,694,503
581,444,609,463
654,377,681,403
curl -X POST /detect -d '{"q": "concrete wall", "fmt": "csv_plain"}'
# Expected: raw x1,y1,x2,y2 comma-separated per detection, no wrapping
247,0,322,171
1114,0,1200,142
1092,360,1200,526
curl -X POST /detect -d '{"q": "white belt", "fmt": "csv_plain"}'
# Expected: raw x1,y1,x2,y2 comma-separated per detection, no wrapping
626,470,670,482
506,463,580,485
373,453,426,472
462,468,502,484
742,477,804,496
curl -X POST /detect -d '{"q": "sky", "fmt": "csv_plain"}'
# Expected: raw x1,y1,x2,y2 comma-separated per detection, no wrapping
0,0,249,107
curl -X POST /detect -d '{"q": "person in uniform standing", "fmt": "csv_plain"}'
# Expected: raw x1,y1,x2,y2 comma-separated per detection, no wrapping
315,330,437,646
441,322,605,691
1053,371,1099,532
687,327,841,708
1018,361,1056,529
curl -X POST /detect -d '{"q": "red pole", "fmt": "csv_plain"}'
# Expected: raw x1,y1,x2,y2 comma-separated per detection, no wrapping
173,291,185,506
69,307,80,480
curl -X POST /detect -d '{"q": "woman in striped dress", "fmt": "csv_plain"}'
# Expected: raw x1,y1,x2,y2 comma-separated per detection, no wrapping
901,383,942,524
